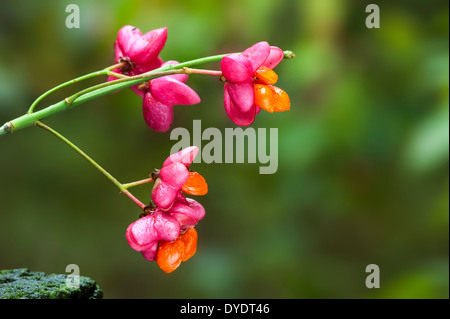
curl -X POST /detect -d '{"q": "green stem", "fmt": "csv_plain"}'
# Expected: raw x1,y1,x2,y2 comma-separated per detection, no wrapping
28,70,106,114
106,71,129,79
28,62,126,114
1,51,294,136
34,120,146,210
0,68,188,136
184,68,222,76
123,178,154,189
65,68,191,105
0,67,217,135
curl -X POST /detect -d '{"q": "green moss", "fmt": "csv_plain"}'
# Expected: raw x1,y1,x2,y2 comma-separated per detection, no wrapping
0,268,103,299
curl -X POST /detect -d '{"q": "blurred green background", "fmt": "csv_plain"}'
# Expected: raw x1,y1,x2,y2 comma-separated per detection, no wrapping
0,0,448,299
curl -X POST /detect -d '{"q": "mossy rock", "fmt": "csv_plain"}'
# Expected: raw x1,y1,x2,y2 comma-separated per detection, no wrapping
0,268,103,299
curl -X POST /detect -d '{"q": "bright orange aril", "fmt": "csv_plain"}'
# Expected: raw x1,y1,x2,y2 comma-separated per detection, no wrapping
254,84,275,113
254,84,290,113
155,239,185,273
270,86,290,112
179,228,198,262
155,228,199,273
253,66,278,85
182,171,208,195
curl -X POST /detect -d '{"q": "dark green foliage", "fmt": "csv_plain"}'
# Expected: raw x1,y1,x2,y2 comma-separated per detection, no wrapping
0,268,102,299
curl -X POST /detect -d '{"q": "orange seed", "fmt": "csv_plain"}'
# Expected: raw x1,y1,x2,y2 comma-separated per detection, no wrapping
182,171,208,195
254,66,278,85
254,84,290,113
155,239,185,273
179,228,198,262
270,86,290,112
